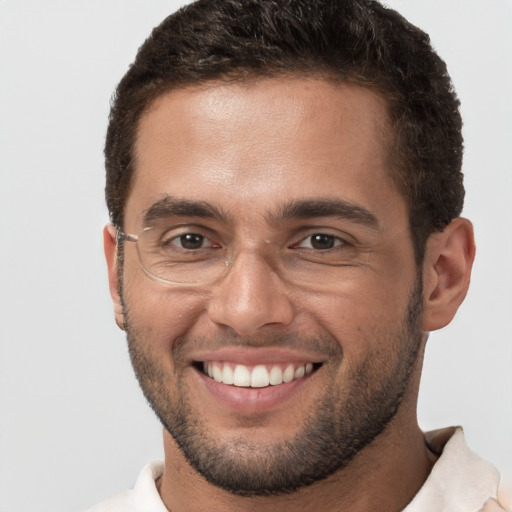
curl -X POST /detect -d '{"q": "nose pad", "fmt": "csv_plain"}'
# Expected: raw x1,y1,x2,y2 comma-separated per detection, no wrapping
207,250,294,336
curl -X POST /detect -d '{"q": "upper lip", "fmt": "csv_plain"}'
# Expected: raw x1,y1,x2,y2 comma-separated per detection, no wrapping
188,347,325,366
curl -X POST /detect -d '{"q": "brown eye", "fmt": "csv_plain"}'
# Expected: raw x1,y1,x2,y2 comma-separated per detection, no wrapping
176,233,207,249
309,234,336,250
296,233,345,250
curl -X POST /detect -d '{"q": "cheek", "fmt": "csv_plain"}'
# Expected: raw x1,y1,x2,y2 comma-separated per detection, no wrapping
302,278,413,356
122,260,210,349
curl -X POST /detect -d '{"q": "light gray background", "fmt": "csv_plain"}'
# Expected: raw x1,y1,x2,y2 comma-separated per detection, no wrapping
0,1,511,511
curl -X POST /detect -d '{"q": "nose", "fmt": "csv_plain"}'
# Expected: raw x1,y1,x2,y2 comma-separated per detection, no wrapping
207,250,294,336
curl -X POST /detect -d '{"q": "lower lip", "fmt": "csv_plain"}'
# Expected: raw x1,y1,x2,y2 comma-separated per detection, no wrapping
196,368,314,413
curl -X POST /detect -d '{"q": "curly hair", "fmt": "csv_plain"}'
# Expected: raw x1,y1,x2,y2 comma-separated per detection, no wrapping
105,0,464,262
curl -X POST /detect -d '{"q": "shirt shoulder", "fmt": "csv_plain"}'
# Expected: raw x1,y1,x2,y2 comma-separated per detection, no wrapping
405,427,506,512
84,490,133,512
83,461,167,512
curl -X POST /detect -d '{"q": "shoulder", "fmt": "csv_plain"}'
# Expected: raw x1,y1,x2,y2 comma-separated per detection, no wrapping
83,461,166,512
84,489,133,512
406,427,508,512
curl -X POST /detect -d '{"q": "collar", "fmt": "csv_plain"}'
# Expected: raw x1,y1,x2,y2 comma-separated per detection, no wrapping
132,461,167,512
404,427,502,512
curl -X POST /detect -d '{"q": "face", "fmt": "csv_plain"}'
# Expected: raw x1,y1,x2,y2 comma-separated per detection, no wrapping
116,78,424,495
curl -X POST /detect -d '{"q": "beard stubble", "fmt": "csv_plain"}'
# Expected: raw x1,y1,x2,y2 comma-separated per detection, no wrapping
122,278,424,496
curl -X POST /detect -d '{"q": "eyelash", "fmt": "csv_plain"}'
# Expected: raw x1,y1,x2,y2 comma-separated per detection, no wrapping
292,233,349,251
160,230,350,252
162,232,218,250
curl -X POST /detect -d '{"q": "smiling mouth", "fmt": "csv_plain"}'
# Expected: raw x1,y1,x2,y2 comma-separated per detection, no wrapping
196,361,323,388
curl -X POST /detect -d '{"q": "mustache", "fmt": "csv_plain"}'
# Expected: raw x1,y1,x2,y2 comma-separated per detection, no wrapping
171,331,344,363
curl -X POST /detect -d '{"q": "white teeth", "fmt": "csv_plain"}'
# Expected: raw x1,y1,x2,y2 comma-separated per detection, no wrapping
222,364,234,385
233,364,251,387
204,362,316,387
251,365,270,388
212,364,223,382
269,365,283,385
294,366,305,379
282,364,294,383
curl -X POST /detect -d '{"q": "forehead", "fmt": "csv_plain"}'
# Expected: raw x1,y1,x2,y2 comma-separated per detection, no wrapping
126,78,401,230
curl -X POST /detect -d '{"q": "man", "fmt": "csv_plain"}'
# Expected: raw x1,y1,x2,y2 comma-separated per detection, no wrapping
89,0,507,510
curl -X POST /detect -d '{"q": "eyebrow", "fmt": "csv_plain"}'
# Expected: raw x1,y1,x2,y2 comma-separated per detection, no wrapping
142,196,379,229
271,199,379,229
143,196,229,225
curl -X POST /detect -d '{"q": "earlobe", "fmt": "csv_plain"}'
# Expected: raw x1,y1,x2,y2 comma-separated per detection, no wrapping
103,224,126,331
421,218,476,332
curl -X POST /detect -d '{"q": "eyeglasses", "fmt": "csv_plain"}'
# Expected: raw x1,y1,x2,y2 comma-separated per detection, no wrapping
116,223,370,290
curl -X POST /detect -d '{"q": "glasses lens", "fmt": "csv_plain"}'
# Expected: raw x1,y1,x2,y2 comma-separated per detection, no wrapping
136,226,228,284
132,226,371,289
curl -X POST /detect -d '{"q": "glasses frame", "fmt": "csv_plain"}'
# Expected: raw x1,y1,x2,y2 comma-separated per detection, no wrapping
115,224,371,290
116,227,230,287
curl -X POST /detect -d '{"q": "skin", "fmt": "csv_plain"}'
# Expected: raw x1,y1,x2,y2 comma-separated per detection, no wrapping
105,78,475,511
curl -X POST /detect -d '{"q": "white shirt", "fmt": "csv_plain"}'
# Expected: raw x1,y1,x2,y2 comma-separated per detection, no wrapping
403,428,506,512
85,428,508,512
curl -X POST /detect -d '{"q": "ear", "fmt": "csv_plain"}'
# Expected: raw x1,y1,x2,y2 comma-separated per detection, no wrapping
421,218,476,332
103,224,126,331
